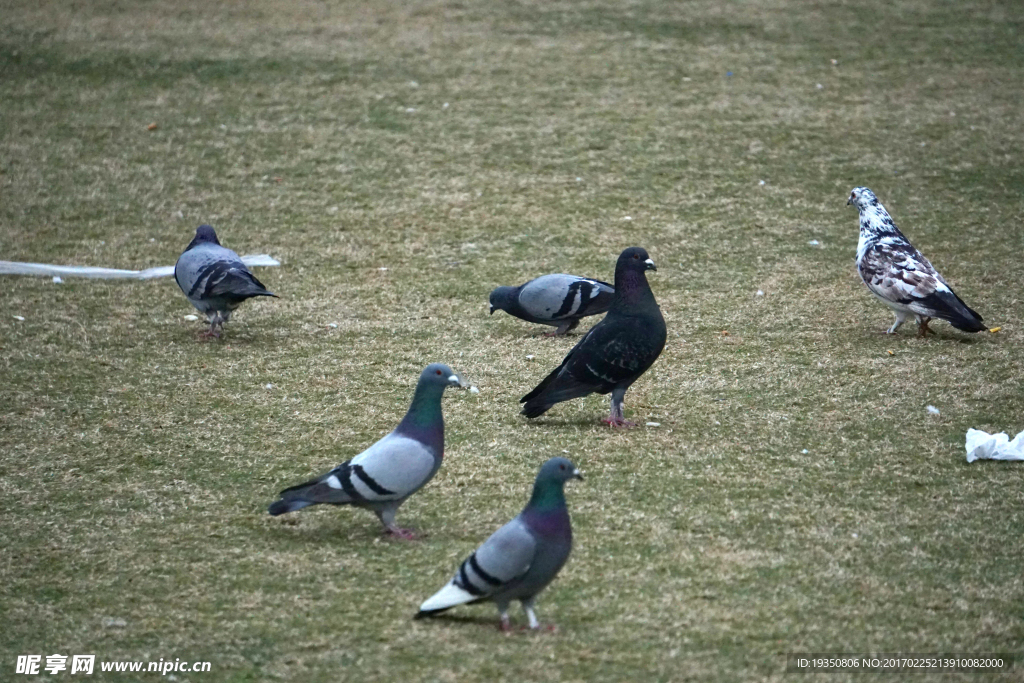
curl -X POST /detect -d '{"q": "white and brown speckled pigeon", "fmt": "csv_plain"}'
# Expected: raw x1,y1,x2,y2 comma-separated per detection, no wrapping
268,364,467,539
415,457,582,631
174,225,276,338
489,274,614,336
520,247,666,426
848,187,985,336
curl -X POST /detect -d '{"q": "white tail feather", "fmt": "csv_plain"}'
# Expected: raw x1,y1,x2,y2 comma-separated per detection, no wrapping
419,581,477,612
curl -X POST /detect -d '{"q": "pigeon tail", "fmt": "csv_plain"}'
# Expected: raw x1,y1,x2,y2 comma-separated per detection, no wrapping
918,289,986,332
944,305,986,332
520,364,596,418
521,401,553,418
417,582,478,616
268,499,313,516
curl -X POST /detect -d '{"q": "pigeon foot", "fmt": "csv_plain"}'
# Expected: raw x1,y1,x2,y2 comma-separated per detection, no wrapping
602,416,636,428
917,318,935,337
199,328,221,340
499,617,512,633
385,527,421,541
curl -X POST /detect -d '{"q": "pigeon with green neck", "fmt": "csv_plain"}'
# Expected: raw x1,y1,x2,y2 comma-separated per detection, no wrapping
268,363,467,539
415,457,583,631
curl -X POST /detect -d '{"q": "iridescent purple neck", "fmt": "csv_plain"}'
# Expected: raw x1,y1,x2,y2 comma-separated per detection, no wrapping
522,504,572,541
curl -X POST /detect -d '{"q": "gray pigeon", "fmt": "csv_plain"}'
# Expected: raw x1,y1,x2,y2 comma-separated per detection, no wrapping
490,274,614,336
174,224,276,338
848,187,985,336
268,363,467,539
415,457,582,630
520,247,666,426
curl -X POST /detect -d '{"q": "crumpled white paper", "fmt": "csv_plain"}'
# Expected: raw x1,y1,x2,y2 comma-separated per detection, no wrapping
965,428,1024,463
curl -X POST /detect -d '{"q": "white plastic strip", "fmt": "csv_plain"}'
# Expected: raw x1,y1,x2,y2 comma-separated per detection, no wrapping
0,254,280,280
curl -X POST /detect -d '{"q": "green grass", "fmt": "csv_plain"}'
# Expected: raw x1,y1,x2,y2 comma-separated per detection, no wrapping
2,0,1024,680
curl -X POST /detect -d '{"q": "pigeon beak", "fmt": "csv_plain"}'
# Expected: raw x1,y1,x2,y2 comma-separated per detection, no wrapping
489,304,495,315
448,374,469,389
846,195,854,206
644,258,657,271
572,468,584,481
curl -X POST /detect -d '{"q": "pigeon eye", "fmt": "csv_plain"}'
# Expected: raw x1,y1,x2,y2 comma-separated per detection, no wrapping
632,253,640,259
436,369,442,375
560,464,566,470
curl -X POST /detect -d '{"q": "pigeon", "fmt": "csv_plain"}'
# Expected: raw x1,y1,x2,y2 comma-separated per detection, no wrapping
415,457,583,631
489,274,614,336
174,224,277,338
520,247,666,426
267,363,468,539
848,187,985,336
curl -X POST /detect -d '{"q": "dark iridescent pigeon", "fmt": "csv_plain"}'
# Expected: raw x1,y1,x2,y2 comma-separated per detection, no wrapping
520,247,666,426
174,224,276,338
848,187,985,336
415,457,582,631
268,363,467,539
489,274,614,336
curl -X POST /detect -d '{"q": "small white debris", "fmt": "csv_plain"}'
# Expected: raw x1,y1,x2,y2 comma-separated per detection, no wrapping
149,237,156,242
758,179,765,185
469,386,480,394
327,323,338,329
52,276,63,284
405,107,417,113
815,83,824,89
801,449,809,454
327,206,339,214
100,241,106,245
756,289,764,296
409,81,419,88
852,533,858,538
645,422,661,427
682,76,692,82
378,267,388,272
622,216,633,221
183,314,199,321
830,59,838,66
13,315,25,321
808,239,820,246
562,449,569,454
526,355,535,360
926,405,940,415
220,124,227,130
174,210,184,219
442,102,449,108
102,617,127,628
264,383,274,390
575,177,582,182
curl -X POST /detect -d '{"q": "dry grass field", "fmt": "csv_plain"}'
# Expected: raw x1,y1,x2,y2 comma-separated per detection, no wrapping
2,0,1024,680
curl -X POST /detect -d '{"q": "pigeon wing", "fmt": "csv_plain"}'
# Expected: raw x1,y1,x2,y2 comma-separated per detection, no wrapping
861,242,984,329
521,314,663,408
518,275,614,321
348,433,438,501
271,434,434,510
202,262,273,300
417,518,537,615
